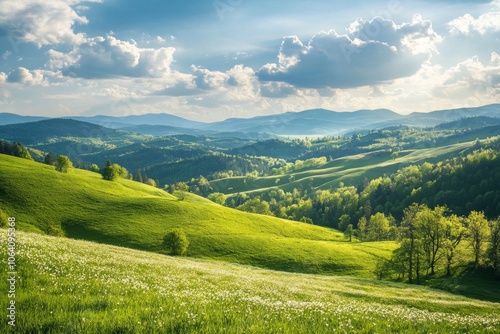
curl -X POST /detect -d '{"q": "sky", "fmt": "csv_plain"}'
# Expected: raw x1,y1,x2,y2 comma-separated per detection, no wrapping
0,0,499,121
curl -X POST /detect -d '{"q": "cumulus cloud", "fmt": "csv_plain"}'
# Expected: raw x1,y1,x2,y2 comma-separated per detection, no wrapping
448,12,500,35
6,67,47,86
47,36,176,79
157,64,258,98
0,0,101,47
192,66,228,90
439,52,500,94
258,15,442,89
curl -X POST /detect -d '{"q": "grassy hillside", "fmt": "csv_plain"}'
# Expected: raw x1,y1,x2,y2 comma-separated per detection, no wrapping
211,139,481,196
1,232,498,333
0,154,395,276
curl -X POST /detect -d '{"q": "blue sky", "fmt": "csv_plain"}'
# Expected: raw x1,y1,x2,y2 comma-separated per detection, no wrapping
0,0,499,121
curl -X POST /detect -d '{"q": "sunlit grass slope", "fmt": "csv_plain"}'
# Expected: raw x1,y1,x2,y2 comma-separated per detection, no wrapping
211,140,479,196
1,232,498,333
0,154,395,276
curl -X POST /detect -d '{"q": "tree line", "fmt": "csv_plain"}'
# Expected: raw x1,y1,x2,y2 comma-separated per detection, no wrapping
0,140,33,160
215,144,500,230
384,205,499,282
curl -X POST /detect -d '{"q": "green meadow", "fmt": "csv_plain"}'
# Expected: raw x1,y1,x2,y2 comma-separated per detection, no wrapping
1,152,499,333
0,154,394,276
1,232,498,333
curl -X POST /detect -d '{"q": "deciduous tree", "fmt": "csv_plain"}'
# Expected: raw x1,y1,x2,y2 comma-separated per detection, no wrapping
488,218,500,276
55,155,73,173
368,212,389,241
442,214,466,276
467,211,490,266
163,229,189,256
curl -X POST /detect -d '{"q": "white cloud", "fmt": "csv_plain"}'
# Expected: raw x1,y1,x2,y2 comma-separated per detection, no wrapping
192,66,228,90
438,52,500,96
258,15,442,89
47,36,176,79
6,67,47,86
0,0,101,47
448,12,500,35
157,64,258,100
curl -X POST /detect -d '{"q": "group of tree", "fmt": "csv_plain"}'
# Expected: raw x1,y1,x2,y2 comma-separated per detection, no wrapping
150,153,287,188
0,140,33,160
101,160,130,181
385,205,500,282
42,153,75,173
166,181,190,200
217,145,500,231
133,168,158,187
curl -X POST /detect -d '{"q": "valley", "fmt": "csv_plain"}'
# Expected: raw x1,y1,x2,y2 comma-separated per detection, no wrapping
1,105,500,333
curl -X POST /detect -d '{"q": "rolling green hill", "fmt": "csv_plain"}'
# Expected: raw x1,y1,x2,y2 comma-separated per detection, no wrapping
211,139,482,196
1,232,498,333
0,154,395,277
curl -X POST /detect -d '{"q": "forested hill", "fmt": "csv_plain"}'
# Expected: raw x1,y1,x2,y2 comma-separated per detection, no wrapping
216,137,500,229
0,118,146,145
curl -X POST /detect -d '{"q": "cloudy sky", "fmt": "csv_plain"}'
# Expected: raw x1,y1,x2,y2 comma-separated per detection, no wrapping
0,0,499,121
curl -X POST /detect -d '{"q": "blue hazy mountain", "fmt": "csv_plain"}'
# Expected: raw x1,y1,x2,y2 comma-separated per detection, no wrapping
1,104,499,136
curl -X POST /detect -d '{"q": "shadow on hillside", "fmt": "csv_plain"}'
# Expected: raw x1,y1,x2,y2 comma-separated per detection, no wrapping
425,266,500,304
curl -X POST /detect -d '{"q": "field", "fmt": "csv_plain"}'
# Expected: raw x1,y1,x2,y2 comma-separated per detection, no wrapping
1,232,499,333
0,154,395,277
210,140,480,196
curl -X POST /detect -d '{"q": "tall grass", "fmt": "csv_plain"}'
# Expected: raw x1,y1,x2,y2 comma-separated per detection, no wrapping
1,232,498,333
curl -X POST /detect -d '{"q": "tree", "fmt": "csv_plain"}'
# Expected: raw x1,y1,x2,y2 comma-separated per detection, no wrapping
417,205,447,275
90,164,100,173
11,142,33,160
237,197,273,216
300,216,314,224
442,214,466,276
357,216,368,241
467,211,490,267
172,182,189,200
373,258,391,280
135,168,143,183
102,160,119,181
368,212,389,241
208,192,226,205
339,214,351,231
117,165,130,179
488,218,500,277
398,203,426,284
163,229,189,256
145,178,157,187
344,224,354,242
55,155,73,173
44,153,56,165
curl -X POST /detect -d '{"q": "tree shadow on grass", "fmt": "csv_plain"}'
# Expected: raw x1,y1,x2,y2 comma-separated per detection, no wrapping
425,265,500,304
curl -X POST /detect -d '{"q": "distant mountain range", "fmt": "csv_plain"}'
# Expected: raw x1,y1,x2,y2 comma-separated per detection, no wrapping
1,104,499,136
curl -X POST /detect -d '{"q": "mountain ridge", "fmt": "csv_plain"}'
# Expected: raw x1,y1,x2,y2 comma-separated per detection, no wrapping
1,104,499,136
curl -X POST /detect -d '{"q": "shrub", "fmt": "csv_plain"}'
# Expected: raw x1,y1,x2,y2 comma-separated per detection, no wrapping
163,229,189,256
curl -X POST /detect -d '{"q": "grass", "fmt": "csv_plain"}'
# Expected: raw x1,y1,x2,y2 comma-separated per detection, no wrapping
1,231,498,333
211,139,481,196
0,154,395,277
